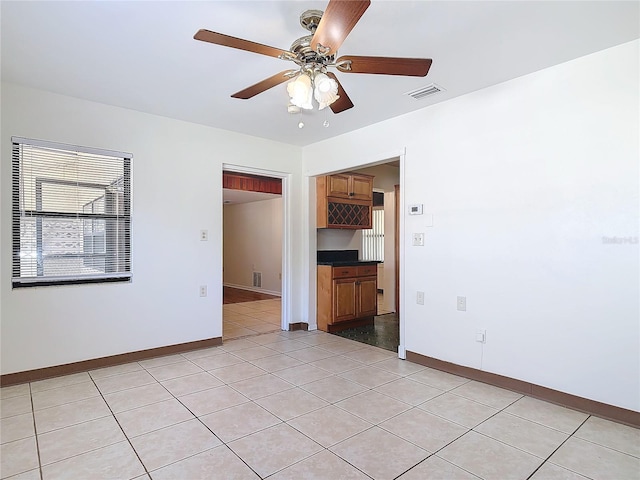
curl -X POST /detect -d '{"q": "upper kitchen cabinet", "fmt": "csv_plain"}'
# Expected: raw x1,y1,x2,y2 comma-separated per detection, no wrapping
317,173,374,229
326,173,373,201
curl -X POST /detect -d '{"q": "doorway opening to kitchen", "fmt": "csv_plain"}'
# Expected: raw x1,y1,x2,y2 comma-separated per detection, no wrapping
315,158,401,352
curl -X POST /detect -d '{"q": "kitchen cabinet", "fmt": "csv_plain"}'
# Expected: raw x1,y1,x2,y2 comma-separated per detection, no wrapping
326,173,373,201
317,264,377,332
316,173,374,229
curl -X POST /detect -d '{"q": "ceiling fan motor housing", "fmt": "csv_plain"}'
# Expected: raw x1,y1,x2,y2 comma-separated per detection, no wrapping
299,9,323,33
290,35,335,66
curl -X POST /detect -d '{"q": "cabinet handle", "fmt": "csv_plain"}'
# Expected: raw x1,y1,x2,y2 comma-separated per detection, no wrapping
349,192,354,196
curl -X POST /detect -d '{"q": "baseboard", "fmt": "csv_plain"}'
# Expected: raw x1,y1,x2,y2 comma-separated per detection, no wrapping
224,283,282,297
1,337,223,387
406,350,640,428
288,322,309,331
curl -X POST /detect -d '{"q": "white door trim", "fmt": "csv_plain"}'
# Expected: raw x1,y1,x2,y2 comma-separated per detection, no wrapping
397,151,407,359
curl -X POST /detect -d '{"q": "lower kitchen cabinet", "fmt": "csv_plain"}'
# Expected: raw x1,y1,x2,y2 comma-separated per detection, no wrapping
317,264,377,332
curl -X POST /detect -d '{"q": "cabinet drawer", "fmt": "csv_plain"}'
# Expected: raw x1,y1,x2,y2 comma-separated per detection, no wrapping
357,265,377,277
332,266,358,279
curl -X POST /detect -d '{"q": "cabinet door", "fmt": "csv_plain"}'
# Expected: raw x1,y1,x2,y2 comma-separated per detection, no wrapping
350,174,374,201
333,278,357,322
326,174,351,199
357,277,378,317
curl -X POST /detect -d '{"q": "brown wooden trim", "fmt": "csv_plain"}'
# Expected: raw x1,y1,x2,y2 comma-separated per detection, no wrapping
222,171,282,194
288,322,309,331
406,351,640,428
1,337,222,387
223,286,279,304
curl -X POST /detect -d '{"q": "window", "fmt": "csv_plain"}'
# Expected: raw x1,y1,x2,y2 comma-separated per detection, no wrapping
12,137,132,287
362,208,384,261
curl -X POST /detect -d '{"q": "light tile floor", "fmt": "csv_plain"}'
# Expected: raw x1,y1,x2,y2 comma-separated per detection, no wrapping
223,298,281,340
1,330,638,480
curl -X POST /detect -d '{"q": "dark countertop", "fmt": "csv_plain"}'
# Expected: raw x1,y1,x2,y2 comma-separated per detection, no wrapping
317,260,381,266
316,250,380,267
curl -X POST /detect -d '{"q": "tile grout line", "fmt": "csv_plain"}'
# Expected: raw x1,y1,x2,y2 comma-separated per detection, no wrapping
27,387,136,476
524,414,592,480
28,382,44,480
278,374,473,480
279,368,429,478
389,393,526,478
150,364,265,479
87,371,152,479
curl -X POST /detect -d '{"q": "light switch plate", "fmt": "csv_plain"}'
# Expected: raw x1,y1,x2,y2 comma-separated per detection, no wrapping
408,204,423,215
457,296,466,311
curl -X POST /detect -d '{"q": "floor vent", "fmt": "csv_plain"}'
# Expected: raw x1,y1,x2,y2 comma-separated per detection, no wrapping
252,272,262,288
406,83,444,100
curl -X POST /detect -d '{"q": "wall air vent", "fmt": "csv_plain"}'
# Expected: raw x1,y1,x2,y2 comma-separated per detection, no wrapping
405,83,444,100
252,271,262,288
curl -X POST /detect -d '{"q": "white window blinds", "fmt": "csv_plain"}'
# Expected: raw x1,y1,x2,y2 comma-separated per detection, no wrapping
362,208,384,262
12,137,132,287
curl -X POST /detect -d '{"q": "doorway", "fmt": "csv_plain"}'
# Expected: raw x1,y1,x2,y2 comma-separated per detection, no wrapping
316,158,401,352
221,167,289,340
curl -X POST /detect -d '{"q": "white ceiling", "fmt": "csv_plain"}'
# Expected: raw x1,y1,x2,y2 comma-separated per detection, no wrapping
1,1,638,147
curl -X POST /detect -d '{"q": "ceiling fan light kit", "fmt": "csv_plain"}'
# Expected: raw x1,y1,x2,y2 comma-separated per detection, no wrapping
313,72,339,110
194,0,432,120
287,70,340,111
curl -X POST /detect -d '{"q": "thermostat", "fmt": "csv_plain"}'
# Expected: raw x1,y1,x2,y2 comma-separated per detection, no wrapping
408,204,423,215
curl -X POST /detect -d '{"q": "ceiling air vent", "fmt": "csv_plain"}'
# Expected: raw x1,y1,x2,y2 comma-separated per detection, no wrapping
406,83,444,100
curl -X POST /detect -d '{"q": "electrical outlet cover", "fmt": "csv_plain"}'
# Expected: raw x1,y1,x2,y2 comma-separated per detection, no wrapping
457,296,466,311
412,233,425,246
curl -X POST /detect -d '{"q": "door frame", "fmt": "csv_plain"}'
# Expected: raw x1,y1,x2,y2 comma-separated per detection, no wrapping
222,163,291,332
308,149,406,358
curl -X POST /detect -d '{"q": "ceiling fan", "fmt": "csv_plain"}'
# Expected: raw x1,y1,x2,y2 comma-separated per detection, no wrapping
194,0,432,114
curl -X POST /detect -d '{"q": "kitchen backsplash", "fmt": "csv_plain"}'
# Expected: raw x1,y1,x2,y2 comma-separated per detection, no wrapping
317,228,362,253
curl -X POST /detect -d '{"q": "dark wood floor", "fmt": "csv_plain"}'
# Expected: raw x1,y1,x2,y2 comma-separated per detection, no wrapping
223,286,280,304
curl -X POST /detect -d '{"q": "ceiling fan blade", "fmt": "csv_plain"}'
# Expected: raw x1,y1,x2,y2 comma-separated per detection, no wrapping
194,29,292,59
231,71,295,99
326,72,354,114
336,56,432,77
311,0,370,56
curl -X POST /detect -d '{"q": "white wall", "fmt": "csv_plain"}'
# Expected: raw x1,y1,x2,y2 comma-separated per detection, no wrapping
223,198,282,295
0,82,303,374
303,41,640,412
